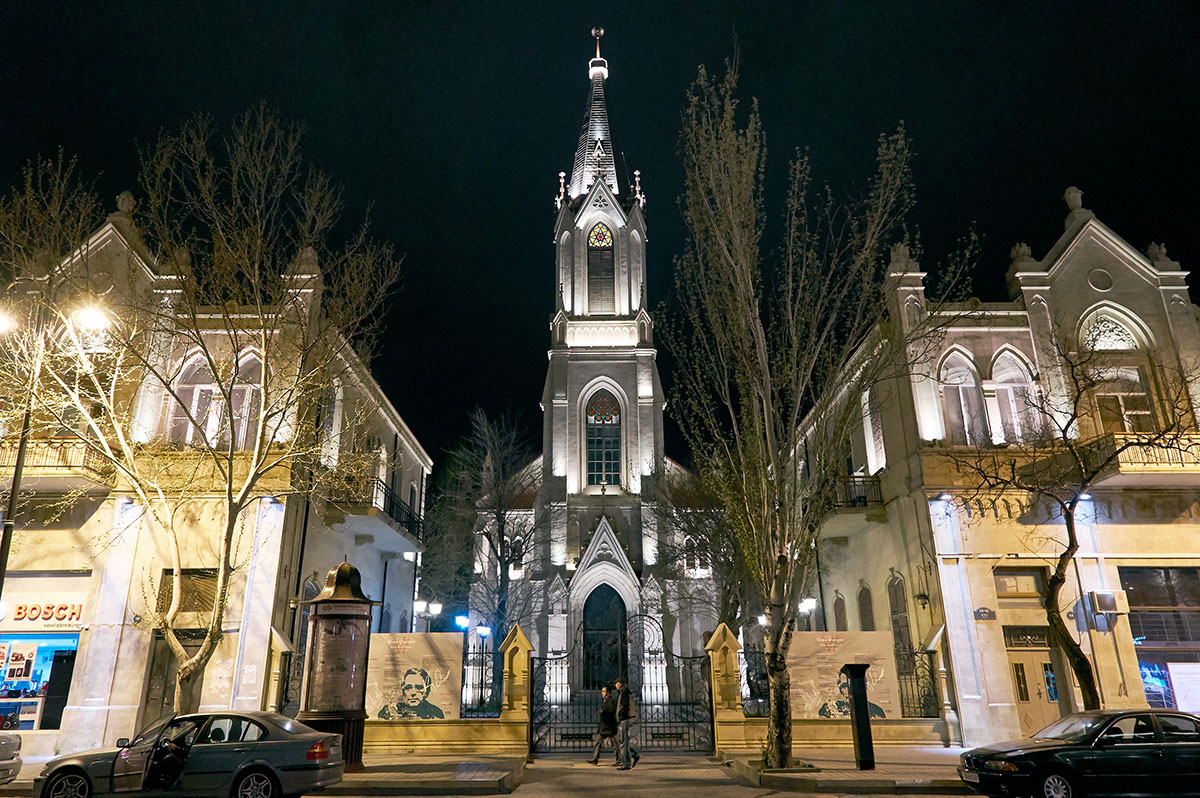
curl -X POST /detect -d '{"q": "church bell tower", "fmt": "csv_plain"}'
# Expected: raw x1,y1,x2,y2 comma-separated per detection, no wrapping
536,29,666,625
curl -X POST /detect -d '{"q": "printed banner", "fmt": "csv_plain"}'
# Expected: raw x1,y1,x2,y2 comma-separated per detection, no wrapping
366,633,463,721
5,643,38,681
785,631,902,718
1168,662,1200,713
0,643,10,677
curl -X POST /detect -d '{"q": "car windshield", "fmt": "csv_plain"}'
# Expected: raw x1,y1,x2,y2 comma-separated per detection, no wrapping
1034,715,1109,742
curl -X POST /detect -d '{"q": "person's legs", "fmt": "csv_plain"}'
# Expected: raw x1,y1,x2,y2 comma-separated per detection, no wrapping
619,720,635,768
590,735,602,763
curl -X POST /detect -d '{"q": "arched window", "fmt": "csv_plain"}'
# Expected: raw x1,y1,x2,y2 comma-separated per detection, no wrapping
167,354,262,449
888,575,915,675
992,352,1035,443
587,222,615,314
857,584,875,631
940,353,986,445
833,595,848,632
586,389,621,487
1082,315,1154,434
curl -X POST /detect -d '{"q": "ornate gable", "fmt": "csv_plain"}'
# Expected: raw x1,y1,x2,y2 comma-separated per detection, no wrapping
575,514,635,576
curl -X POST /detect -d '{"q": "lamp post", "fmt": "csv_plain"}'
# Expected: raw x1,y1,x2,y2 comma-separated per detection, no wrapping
412,599,442,633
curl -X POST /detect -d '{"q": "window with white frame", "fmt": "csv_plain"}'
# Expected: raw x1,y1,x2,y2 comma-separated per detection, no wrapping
167,354,262,449
940,353,987,445
992,352,1036,443
1096,366,1154,433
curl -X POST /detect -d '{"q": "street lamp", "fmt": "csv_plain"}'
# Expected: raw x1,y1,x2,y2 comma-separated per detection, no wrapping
413,598,441,632
799,597,818,631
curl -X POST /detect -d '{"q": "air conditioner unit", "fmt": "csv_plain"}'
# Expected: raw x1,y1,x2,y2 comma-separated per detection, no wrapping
1088,590,1129,615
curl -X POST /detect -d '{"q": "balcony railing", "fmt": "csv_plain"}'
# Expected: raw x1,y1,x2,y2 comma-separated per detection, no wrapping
0,437,116,487
328,477,423,542
834,475,882,508
1083,432,1200,480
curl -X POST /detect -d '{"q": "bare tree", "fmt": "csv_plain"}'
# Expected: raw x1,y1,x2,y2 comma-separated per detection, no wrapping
0,107,402,711
938,333,1198,710
426,409,548,699
663,62,970,766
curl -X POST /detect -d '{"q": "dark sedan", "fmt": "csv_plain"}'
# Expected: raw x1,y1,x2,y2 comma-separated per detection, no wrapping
959,709,1200,798
35,710,342,798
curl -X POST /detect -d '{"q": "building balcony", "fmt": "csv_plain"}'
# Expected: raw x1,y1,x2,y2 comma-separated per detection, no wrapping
834,475,883,509
1082,432,1200,486
324,477,423,549
0,437,116,493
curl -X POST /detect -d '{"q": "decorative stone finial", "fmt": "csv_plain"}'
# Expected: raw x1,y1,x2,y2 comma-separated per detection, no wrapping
555,171,566,210
1147,242,1168,262
115,191,135,215
1010,242,1032,263
889,242,912,270
633,169,645,207
1064,186,1084,211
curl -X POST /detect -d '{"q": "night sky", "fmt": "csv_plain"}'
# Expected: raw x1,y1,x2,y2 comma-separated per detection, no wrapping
4,2,1199,469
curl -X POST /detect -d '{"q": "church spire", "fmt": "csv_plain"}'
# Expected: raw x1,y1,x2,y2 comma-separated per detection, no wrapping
568,28,625,200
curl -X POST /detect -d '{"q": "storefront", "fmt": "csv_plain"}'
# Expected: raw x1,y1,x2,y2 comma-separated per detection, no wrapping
1120,566,1200,711
0,573,90,730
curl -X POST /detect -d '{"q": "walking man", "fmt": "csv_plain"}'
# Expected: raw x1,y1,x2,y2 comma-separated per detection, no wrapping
588,685,619,765
614,677,640,770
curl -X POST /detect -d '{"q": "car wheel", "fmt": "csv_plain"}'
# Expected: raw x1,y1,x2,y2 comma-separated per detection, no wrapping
232,769,279,798
44,770,92,798
1037,771,1076,798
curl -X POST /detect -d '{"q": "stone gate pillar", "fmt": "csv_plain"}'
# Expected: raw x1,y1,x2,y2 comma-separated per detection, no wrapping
500,623,533,721
705,623,743,754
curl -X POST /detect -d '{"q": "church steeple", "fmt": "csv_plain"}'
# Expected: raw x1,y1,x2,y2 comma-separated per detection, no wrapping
568,28,626,200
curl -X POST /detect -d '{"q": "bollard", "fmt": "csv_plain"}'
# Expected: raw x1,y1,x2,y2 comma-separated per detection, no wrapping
839,663,875,770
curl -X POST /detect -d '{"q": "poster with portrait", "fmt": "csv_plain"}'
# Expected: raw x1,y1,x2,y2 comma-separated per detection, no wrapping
785,631,902,719
366,633,463,721
5,643,37,681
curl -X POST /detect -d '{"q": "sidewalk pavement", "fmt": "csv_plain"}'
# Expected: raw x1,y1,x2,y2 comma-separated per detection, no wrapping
727,745,973,794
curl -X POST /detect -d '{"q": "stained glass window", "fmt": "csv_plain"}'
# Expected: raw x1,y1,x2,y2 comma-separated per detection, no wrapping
588,223,613,248
586,389,620,486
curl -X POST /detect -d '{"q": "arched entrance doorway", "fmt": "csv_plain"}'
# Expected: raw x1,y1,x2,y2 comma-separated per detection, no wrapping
582,584,626,690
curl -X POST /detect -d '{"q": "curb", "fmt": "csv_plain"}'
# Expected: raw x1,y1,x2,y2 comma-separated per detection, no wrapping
725,758,972,795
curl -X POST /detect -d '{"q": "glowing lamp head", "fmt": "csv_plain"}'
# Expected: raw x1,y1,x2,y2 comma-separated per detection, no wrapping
1077,492,1092,501
74,305,110,332
757,614,768,627
0,310,16,335
476,625,492,639
412,600,428,614
937,492,953,502
428,602,443,616
454,615,470,630
799,597,818,614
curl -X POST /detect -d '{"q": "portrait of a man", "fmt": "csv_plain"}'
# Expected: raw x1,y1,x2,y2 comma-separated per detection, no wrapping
378,667,445,719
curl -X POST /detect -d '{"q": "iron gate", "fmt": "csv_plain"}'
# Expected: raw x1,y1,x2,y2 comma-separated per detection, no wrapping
530,614,713,753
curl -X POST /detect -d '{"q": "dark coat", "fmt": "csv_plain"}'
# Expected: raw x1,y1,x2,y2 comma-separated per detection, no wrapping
616,685,637,720
597,694,618,736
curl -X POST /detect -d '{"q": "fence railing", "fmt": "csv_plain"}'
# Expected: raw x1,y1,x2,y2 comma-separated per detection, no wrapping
739,646,769,718
461,642,502,718
328,476,423,541
0,437,115,481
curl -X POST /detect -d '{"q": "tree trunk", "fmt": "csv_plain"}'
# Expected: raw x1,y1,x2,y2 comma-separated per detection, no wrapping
1045,510,1101,710
765,628,793,769
492,560,509,710
173,663,204,714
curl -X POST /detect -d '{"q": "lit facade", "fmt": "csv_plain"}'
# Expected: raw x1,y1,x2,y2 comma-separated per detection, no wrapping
814,189,1200,746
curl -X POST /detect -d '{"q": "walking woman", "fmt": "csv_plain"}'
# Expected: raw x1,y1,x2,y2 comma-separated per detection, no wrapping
587,685,619,764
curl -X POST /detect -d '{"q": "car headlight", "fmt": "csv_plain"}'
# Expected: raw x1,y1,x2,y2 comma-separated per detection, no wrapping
982,760,1020,772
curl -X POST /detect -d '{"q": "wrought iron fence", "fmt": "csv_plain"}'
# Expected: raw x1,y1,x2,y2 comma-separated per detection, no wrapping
461,642,502,717
835,475,882,508
739,645,769,718
896,648,940,718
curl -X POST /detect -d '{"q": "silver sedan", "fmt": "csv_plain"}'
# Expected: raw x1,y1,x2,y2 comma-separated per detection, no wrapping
35,711,343,798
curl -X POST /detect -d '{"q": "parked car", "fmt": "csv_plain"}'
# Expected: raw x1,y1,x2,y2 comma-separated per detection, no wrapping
959,709,1200,798
35,710,342,798
0,732,21,784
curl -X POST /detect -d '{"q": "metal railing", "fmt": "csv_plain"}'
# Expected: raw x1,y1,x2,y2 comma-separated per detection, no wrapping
461,642,502,718
1129,609,1200,645
329,477,423,541
1082,432,1200,473
739,645,769,718
834,475,882,508
0,437,115,482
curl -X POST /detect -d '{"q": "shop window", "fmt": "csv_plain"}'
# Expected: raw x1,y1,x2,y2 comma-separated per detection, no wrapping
1119,566,1200,708
156,568,219,615
0,632,79,730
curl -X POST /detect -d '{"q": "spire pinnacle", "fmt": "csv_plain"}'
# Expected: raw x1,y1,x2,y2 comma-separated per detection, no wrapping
570,27,623,199
589,27,608,80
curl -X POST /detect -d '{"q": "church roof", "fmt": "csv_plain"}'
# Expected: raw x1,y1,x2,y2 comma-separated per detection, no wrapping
568,33,628,201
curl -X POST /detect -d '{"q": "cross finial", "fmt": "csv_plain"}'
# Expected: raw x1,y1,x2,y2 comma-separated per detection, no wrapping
592,27,604,58
555,171,566,209
633,169,645,207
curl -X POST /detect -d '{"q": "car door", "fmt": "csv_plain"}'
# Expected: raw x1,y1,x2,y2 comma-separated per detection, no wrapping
1079,714,1164,796
178,716,264,796
1154,714,1200,792
111,714,175,793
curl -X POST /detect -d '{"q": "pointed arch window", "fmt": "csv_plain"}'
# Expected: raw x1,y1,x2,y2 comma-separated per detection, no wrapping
586,389,621,487
992,352,1036,443
587,222,615,314
857,584,875,631
940,353,986,446
833,595,848,632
